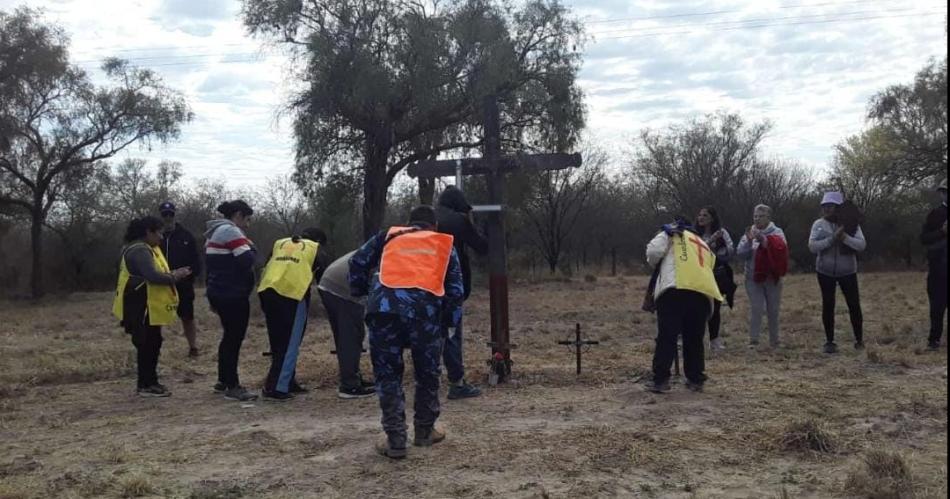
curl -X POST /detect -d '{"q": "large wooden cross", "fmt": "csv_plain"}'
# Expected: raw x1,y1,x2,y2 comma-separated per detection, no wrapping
407,96,582,383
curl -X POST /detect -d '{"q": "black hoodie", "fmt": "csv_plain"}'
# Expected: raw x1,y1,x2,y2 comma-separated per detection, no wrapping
436,186,488,300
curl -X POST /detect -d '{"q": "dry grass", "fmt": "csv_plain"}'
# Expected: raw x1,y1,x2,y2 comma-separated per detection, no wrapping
779,419,838,454
845,450,916,499
0,272,945,498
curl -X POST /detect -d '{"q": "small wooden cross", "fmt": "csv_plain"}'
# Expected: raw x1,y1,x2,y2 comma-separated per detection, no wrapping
558,323,600,376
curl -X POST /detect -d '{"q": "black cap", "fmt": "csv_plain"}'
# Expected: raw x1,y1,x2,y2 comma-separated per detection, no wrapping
159,201,176,214
409,205,438,228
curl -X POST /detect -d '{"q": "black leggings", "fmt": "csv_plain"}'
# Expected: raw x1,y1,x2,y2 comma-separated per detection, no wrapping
131,325,163,388
817,273,863,344
708,301,722,340
209,296,251,388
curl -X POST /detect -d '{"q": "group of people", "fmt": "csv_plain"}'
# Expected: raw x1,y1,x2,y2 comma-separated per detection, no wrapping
111,178,948,459
644,180,948,394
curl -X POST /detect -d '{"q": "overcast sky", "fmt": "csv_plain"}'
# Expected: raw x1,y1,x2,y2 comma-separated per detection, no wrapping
5,0,948,185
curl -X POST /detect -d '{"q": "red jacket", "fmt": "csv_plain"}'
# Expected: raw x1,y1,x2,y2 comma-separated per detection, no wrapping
754,235,789,283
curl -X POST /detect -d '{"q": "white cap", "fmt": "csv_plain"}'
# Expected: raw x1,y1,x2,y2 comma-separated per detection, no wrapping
821,192,844,206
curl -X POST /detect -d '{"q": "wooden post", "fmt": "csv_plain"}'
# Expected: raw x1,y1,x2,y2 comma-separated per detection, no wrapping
483,96,512,382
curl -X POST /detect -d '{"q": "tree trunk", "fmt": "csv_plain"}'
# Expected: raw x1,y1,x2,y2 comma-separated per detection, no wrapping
362,138,392,240
30,209,45,299
418,177,436,206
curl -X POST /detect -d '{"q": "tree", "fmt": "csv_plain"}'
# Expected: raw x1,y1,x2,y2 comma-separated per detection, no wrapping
242,0,586,239
519,146,604,273
868,57,948,185
0,8,192,298
260,173,308,234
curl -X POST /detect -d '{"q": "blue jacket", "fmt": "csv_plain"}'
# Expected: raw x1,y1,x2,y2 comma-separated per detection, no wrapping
349,226,464,327
204,219,257,299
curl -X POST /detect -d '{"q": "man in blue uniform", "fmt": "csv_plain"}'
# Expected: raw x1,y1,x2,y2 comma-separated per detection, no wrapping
349,206,465,459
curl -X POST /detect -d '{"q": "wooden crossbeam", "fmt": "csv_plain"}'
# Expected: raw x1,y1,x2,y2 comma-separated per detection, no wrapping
407,152,582,179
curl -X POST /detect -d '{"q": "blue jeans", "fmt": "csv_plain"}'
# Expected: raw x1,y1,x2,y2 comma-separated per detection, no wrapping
442,317,465,383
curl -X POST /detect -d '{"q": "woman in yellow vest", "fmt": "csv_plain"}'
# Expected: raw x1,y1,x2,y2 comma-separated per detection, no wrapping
257,228,327,401
644,216,723,395
113,216,192,397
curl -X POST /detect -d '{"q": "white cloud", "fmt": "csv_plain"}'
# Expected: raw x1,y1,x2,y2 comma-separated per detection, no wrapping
7,0,948,186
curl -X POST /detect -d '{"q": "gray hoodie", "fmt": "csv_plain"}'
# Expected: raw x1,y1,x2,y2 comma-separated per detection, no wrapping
808,218,866,277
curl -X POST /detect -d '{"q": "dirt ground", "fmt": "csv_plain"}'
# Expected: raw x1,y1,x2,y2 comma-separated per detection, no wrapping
0,272,947,499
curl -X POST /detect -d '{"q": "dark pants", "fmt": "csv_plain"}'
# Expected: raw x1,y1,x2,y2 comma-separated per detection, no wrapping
442,317,465,383
320,290,367,390
653,289,710,385
131,325,163,388
175,282,195,321
928,267,948,344
209,295,250,388
259,289,309,393
367,313,444,441
817,273,864,344
708,301,722,341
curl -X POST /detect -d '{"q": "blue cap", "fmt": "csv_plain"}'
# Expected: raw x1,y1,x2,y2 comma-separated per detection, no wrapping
159,201,176,214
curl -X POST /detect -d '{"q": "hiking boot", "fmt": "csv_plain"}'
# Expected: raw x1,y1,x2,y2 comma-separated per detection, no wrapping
375,435,408,460
338,385,376,400
824,342,839,354
137,385,171,398
289,382,310,394
447,381,481,400
710,338,726,352
414,426,446,447
645,379,672,394
223,386,259,402
188,348,200,358
213,382,227,394
262,390,295,402
854,341,865,351
685,379,705,393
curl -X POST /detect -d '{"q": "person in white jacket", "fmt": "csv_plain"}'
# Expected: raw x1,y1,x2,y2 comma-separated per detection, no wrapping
645,218,721,394
808,192,867,353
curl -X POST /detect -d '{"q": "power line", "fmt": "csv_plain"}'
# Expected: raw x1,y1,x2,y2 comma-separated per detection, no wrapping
595,10,946,41
582,0,902,24
587,6,934,37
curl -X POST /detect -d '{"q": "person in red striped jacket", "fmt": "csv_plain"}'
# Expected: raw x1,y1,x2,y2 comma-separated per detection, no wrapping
204,200,259,402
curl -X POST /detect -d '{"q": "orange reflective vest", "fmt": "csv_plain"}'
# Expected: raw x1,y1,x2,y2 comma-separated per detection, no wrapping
378,227,455,297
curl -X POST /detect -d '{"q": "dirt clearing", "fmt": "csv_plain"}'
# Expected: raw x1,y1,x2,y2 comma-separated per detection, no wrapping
0,272,946,498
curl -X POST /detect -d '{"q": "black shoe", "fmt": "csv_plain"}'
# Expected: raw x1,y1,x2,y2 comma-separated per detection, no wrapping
188,348,200,358
447,382,482,400
289,382,309,394
928,341,941,351
138,385,171,398
360,378,376,389
213,382,227,394
646,379,671,394
824,342,839,354
854,341,865,351
685,379,705,393
413,426,446,447
338,385,376,400
223,386,259,402
375,435,408,460
262,390,295,402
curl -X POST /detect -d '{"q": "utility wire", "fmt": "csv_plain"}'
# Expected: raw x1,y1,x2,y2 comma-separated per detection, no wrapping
583,0,904,24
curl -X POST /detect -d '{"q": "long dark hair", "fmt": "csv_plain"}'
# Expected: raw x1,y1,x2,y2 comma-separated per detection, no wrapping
124,216,163,243
697,206,722,233
217,199,254,219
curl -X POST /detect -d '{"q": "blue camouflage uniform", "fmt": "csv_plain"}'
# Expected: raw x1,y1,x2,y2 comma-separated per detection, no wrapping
349,226,464,443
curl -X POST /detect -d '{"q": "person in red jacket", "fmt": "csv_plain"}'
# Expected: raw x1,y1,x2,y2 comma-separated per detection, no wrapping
736,205,788,349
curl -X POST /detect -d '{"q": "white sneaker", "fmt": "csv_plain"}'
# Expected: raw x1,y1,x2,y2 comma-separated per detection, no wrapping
711,338,726,352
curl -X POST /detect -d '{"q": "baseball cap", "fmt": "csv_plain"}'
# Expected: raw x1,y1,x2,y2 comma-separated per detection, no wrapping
820,192,844,206
159,201,176,215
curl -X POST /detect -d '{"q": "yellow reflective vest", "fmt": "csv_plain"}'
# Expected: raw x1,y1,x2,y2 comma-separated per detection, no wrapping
257,238,320,301
112,243,179,327
672,232,725,302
